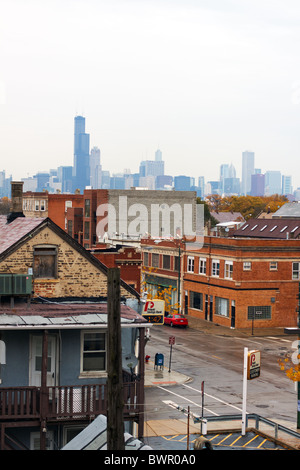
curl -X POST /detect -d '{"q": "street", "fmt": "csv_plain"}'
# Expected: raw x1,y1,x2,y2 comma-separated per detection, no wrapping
144,323,299,426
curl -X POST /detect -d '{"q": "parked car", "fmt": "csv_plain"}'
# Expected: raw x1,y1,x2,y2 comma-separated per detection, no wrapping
164,313,188,328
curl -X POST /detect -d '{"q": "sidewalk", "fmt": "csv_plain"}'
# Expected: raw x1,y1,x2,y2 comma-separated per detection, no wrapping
185,315,288,338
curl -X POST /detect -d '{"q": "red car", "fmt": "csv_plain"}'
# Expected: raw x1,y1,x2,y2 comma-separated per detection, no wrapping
164,313,188,328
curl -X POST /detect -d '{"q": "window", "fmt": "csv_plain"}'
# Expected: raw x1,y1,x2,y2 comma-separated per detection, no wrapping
65,200,72,211
215,297,229,317
40,200,46,211
199,258,206,275
211,259,220,277
163,255,171,270
84,221,90,240
84,199,90,217
81,331,106,373
224,261,233,279
187,256,194,273
33,245,57,279
248,306,271,320
174,256,180,271
67,220,73,237
269,261,278,271
152,253,159,268
144,252,149,267
190,291,203,310
243,262,252,271
293,262,300,280
35,200,39,211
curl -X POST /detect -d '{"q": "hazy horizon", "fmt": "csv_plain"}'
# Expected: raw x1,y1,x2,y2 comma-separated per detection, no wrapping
1,0,300,188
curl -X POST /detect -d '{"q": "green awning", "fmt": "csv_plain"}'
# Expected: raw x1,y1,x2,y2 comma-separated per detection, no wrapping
145,274,177,289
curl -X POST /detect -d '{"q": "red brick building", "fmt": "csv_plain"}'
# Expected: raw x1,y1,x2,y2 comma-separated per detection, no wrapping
183,235,300,329
141,238,184,313
141,219,300,329
90,243,142,293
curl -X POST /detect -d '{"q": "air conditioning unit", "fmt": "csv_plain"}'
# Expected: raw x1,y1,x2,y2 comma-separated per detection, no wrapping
13,275,33,295
0,274,33,295
0,275,13,295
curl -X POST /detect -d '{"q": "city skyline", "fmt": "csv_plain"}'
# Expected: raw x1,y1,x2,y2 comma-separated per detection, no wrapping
0,113,295,200
1,1,300,187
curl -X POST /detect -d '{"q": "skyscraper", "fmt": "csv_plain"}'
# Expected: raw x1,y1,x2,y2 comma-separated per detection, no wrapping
251,173,265,196
73,115,90,193
265,171,282,196
242,151,255,195
90,146,102,189
282,175,292,195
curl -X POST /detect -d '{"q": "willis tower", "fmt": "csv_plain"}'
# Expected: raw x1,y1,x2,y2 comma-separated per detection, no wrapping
73,115,90,193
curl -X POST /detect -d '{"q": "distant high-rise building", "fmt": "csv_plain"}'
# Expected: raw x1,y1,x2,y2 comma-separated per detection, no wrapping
90,146,102,189
174,175,191,191
197,176,205,198
251,173,265,196
223,177,240,195
73,115,90,193
57,166,73,193
139,159,164,178
156,175,173,189
242,151,255,195
139,149,164,187
265,171,281,196
220,164,236,195
155,148,162,161
282,175,292,195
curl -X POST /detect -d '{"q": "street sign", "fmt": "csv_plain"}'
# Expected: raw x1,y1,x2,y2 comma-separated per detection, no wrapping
169,336,175,345
142,300,165,325
247,350,260,380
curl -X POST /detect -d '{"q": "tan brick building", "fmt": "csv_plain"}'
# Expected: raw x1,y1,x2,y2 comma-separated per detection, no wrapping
0,215,139,302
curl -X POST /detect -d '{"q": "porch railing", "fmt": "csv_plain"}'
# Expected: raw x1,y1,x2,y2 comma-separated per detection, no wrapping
0,382,139,421
0,387,40,419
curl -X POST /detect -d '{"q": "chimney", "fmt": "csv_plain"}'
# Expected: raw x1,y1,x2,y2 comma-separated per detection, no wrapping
7,181,25,224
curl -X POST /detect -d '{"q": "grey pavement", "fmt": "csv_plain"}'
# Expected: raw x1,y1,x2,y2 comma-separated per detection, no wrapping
143,315,300,450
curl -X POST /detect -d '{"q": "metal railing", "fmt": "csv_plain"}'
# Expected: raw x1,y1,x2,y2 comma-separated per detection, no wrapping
194,413,300,443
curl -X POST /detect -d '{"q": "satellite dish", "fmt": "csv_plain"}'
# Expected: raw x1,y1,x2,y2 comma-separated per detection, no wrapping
122,353,138,371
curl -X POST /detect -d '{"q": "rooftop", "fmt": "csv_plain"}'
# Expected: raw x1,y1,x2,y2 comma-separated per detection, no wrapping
0,215,45,255
0,301,147,329
233,218,300,239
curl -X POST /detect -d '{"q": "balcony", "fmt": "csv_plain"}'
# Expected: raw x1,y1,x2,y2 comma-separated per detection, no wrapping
0,381,140,422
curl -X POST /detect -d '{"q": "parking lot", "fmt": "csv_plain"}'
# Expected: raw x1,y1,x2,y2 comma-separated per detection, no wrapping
146,431,289,450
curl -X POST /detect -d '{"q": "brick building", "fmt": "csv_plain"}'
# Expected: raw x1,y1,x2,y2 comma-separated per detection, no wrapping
22,190,84,232
184,235,300,329
0,184,147,449
141,223,300,329
90,243,142,293
141,238,184,313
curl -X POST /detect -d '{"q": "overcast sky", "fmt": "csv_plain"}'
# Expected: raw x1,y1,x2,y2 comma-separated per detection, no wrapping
1,0,300,188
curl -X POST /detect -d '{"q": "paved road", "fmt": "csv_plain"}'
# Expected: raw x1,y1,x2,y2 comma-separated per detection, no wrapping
144,323,298,426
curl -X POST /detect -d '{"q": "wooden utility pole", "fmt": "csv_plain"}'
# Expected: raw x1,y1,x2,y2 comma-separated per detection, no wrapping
107,268,125,450
40,329,48,451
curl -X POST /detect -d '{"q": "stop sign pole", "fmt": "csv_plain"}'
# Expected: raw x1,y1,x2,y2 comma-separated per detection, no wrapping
169,336,175,372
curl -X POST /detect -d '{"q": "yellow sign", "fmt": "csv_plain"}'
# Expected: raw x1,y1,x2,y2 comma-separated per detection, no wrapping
142,300,165,325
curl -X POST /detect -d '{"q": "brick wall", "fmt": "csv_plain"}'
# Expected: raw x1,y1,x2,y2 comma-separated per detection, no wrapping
183,236,300,329
0,226,134,299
